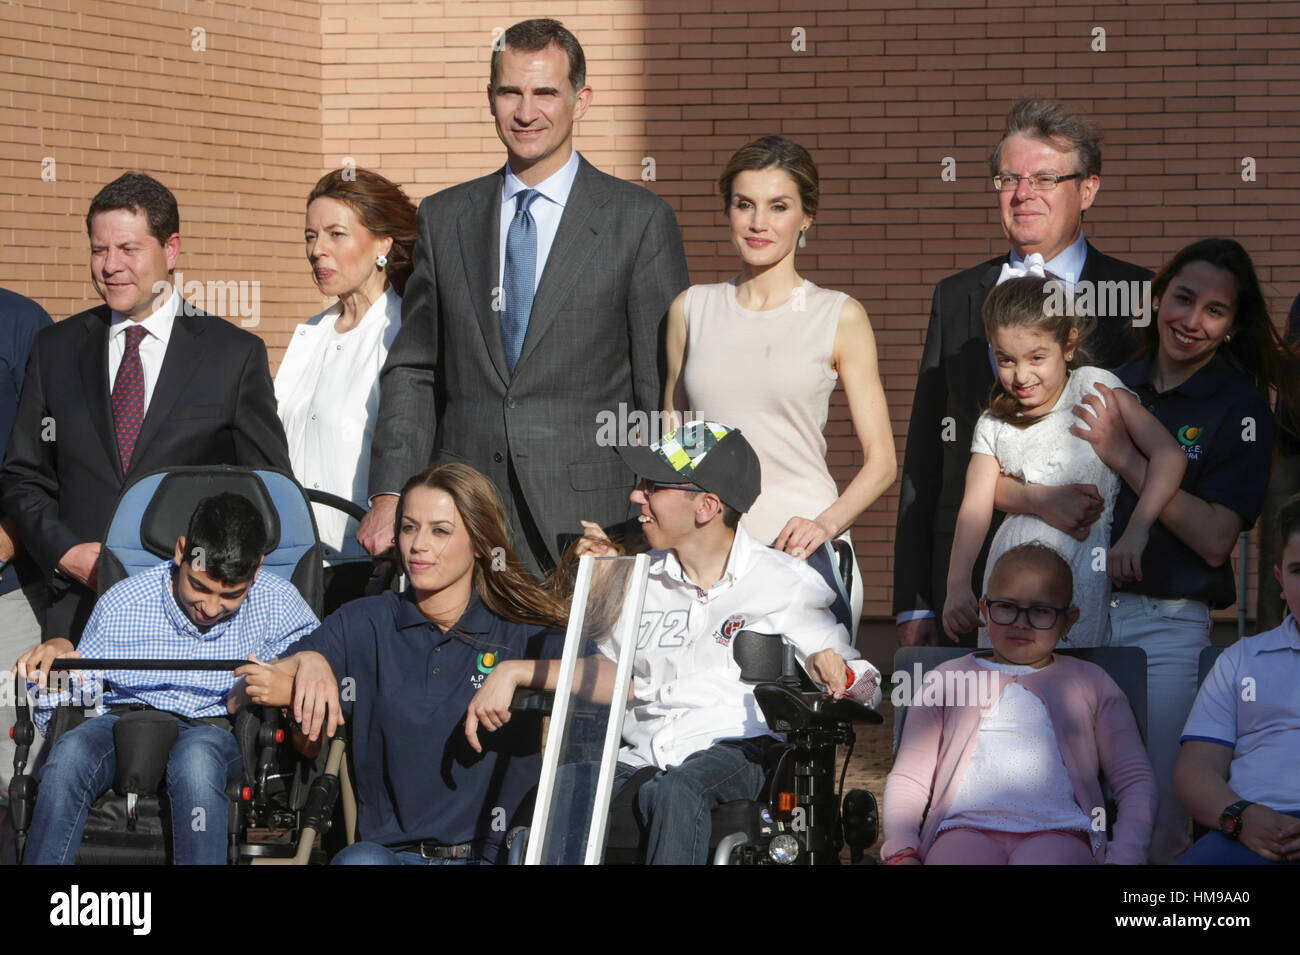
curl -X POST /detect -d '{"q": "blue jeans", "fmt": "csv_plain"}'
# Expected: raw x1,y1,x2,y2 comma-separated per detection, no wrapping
331,841,492,865
1179,811,1300,865
24,714,241,865
622,737,771,865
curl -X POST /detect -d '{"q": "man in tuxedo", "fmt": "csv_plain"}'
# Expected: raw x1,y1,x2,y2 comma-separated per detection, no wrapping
894,99,1152,647
1,172,290,644
356,18,689,578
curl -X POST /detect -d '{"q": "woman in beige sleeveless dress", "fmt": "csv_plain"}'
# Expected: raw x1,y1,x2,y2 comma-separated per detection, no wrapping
662,136,896,637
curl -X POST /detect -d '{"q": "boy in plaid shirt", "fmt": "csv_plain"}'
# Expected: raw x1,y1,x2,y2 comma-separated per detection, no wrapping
13,492,317,864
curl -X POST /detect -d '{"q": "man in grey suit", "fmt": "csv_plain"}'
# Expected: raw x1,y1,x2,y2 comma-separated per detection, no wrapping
357,18,689,577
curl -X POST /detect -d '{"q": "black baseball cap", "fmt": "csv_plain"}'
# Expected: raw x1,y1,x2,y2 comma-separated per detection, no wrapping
615,420,761,513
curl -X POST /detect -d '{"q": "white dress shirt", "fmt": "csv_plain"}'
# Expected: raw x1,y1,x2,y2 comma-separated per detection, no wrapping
1005,230,1088,296
603,525,875,770
497,148,581,293
275,287,402,557
108,287,180,413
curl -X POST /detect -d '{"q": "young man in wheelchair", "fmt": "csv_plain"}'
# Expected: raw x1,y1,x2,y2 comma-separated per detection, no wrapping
467,420,881,864
11,493,318,864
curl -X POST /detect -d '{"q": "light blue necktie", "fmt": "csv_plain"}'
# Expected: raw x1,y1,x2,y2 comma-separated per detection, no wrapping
502,189,540,375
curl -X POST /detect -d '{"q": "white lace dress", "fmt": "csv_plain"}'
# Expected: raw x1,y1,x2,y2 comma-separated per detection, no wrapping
972,366,1133,648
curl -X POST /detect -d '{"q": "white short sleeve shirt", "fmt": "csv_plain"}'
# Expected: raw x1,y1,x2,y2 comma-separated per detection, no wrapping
1182,615,1300,811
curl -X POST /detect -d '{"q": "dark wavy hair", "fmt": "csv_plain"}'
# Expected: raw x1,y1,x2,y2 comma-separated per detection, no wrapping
86,172,179,245
181,493,267,583
982,275,1093,427
489,18,585,93
1138,238,1299,409
307,167,418,296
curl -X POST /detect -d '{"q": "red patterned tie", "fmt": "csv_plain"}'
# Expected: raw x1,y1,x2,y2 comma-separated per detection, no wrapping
112,325,147,469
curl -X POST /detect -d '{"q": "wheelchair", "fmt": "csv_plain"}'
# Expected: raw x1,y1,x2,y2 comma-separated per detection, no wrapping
507,541,883,866
8,465,369,865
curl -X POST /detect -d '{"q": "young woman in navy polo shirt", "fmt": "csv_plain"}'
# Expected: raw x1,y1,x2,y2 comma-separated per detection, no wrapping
1063,238,1297,863
250,461,569,864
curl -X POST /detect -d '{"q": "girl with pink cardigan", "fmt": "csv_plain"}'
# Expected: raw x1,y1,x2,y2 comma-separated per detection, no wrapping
883,543,1156,864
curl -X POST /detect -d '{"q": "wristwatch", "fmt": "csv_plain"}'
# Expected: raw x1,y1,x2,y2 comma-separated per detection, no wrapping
1218,800,1255,840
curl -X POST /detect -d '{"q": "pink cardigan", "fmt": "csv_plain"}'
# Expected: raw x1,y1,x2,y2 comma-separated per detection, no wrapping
882,653,1157,865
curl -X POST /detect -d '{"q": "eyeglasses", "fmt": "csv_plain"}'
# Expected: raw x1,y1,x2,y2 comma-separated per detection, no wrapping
637,477,699,495
991,173,1081,193
982,596,1070,630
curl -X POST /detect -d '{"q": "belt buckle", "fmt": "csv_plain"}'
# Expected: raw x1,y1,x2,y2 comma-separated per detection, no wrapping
418,842,470,861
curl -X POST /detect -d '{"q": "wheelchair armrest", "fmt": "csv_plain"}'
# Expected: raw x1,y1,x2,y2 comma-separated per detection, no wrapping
753,682,883,734
510,687,554,715
831,538,855,595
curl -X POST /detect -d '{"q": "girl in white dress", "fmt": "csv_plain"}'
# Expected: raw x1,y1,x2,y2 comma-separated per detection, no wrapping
942,276,1186,647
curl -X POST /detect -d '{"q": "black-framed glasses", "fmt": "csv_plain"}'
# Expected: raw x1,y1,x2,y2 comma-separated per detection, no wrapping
637,477,699,494
982,596,1070,630
991,173,1081,193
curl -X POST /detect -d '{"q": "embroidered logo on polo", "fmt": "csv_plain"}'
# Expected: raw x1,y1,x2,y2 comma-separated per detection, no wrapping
1177,424,1205,461
715,613,745,646
470,651,499,690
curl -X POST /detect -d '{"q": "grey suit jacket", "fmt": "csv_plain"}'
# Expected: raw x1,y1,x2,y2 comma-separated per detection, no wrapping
369,156,690,574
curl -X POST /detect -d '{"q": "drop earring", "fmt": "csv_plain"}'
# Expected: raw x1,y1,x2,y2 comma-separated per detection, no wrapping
798,229,807,249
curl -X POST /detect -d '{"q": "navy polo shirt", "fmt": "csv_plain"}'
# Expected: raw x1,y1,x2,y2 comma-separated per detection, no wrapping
0,288,53,596
294,588,564,861
1110,352,1275,608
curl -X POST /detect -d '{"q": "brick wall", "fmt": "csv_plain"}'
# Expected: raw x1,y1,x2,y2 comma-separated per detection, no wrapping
5,0,1299,633
0,0,324,358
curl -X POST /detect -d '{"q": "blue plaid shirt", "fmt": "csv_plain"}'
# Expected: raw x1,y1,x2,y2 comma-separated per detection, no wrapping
31,560,319,735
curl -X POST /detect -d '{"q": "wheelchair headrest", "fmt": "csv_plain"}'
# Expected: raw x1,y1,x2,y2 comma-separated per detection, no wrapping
140,471,281,558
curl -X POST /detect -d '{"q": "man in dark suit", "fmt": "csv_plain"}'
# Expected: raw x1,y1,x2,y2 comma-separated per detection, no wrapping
894,99,1152,647
1,172,290,644
356,18,689,578
0,286,52,862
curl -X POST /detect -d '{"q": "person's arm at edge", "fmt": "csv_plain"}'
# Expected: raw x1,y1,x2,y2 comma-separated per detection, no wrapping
1,331,82,581
942,452,1000,641
1093,675,1158,864
366,195,441,500
661,289,689,430
880,677,944,863
231,335,292,472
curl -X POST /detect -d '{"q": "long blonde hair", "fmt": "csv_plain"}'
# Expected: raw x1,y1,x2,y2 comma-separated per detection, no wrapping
395,461,569,630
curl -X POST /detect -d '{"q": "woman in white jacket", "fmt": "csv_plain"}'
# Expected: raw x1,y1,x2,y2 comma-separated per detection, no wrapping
276,167,417,610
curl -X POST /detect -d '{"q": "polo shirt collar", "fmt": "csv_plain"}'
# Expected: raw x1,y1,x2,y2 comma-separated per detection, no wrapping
1125,349,1231,399
394,588,491,637
1251,615,1300,653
